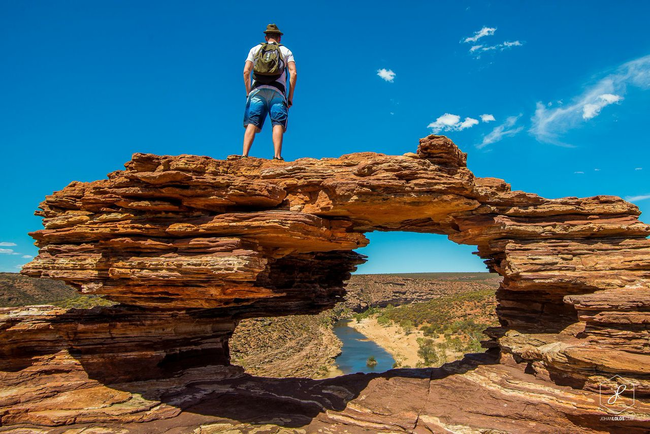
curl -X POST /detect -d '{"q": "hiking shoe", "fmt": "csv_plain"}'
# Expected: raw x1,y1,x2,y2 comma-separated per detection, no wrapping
273,156,284,161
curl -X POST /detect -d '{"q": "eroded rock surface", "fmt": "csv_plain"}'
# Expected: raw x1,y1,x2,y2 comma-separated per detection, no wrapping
1,352,649,432
4,135,650,430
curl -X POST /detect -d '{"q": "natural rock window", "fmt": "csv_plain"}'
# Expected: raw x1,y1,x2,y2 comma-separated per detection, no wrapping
3,135,648,429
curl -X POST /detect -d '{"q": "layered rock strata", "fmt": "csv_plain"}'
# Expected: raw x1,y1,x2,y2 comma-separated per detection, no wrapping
5,135,649,428
0,305,234,383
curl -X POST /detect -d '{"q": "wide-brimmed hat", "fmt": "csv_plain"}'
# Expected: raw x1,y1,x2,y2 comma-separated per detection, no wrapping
263,23,283,36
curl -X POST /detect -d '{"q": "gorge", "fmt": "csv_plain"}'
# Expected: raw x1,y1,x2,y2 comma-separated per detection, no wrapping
2,135,649,432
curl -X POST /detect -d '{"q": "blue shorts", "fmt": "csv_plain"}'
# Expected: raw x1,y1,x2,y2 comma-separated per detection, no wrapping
243,88,288,131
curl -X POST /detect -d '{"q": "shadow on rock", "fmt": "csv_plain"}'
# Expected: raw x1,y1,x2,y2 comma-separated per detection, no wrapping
108,352,499,429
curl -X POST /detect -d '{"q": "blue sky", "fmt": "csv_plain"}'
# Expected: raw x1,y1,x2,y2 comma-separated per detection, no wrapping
2,1,650,273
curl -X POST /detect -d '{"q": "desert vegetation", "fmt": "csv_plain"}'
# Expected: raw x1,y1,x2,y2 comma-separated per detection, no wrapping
353,288,498,367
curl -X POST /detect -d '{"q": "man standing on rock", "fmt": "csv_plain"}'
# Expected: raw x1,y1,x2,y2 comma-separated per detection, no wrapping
242,24,297,160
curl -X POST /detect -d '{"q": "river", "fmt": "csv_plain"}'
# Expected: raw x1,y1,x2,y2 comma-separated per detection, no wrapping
332,319,395,374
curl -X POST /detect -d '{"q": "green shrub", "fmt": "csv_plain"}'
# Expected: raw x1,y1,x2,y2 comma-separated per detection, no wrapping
376,315,391,326
417,338,440,366
449,336,463,351
400,319,414,334
54,295,115,309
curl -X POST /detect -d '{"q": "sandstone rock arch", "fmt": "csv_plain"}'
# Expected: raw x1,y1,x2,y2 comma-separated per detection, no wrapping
3,135,650,428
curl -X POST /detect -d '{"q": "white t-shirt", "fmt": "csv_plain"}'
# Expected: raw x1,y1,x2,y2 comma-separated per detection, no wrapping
246,43,295,95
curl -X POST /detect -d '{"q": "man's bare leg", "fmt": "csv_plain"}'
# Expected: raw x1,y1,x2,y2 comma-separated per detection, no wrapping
272,125,284,159
242,124,260,156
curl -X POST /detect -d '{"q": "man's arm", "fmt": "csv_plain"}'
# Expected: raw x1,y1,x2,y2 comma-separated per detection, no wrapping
287,61,297,107
243,60,253,96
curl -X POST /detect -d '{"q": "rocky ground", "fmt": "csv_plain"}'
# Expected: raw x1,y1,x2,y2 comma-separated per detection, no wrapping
2,273,648,433
1,353,648,433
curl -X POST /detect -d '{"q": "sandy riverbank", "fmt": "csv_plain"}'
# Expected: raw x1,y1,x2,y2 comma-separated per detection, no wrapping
325,365,345,378
347,317,423,368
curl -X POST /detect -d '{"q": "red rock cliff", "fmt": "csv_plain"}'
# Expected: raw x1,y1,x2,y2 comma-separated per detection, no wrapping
3,135,649,430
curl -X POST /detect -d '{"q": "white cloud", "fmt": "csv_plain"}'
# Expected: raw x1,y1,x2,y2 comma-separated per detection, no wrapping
462,26,523,58
471,41,522,54
429,113,460,130
574,171,585,174
428,113,479,133
22,255,33,259
480,114,495,122
477,115,523,148
0,242,16,247
0,249,15,254
625,194,650,202
459,117,479,129
582,93,623,119
594,168,601,171
377,68,396,82
531,54,650,145
635,167,643,170
463,27,497,43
